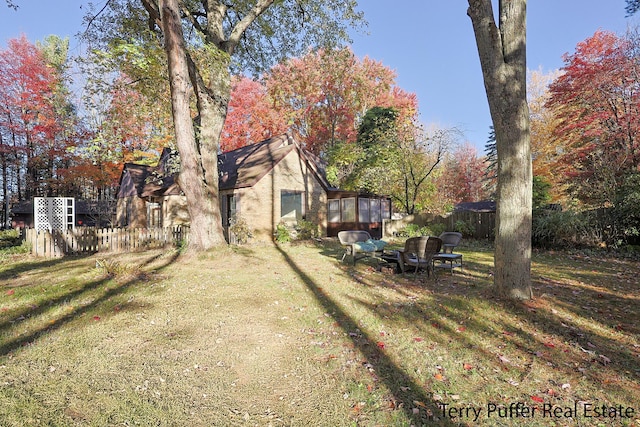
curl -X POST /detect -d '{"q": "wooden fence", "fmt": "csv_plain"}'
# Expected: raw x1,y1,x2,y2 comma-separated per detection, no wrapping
23,226,189,258
384,211,495,240
432,211,496,239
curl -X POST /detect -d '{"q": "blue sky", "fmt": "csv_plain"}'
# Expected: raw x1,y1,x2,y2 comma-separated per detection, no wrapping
1,0,637,151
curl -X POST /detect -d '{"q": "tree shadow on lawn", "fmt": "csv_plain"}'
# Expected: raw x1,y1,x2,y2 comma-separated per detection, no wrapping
0,255,93,282
347,251,640,407
274,243,457,426
0,250,181,357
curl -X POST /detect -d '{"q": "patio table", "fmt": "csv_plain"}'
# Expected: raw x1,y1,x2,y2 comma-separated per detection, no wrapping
433,253,463,273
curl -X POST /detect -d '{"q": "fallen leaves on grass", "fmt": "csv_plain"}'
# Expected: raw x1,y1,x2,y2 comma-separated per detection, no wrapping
599,354,611,365
498,354,511,364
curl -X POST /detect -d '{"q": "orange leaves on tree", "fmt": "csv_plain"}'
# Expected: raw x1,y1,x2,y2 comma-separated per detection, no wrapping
222,48,419,155
221,76,288,152
0,35,76,197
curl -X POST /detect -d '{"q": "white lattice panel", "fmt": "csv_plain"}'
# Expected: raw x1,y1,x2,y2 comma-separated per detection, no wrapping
34,197,75,231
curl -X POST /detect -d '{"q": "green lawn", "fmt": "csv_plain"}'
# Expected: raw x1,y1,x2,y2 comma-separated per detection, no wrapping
0,239,638,426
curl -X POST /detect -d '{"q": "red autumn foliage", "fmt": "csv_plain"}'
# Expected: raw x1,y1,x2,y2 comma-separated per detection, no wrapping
221,48,418,154
547,30,640,206
0,35,73,198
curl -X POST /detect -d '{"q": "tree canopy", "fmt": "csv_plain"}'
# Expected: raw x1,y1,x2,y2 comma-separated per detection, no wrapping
221,47,418,154
546,30,640,208
626,0,640,16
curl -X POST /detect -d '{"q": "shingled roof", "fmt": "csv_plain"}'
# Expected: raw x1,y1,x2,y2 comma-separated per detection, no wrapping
219,134,329,191
454,200,496,213
118,134,330,198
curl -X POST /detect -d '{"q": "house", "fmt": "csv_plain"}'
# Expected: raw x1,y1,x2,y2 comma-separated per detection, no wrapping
116,134,392,241
116,148,188,230
10,199,115,229
453,200,496,213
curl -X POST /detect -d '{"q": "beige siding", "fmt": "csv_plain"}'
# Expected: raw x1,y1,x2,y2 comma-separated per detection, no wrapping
115,196,147,228
161,195,189,227
224,150,327,242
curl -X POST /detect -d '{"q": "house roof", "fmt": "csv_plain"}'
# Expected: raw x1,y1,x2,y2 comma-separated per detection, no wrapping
118,163,153,197
454,200,496,213
117,134,331,198
219,134,330,191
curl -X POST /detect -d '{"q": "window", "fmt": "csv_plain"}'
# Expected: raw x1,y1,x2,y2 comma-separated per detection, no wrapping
328,199,340,223
281,191,304,220
382,199,391,220
358,198,370,223
341,198,356,222
370,198,381,223
147,201,162,228
227,194,237,225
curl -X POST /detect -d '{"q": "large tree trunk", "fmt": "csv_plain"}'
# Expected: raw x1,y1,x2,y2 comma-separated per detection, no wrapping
468,0,533,299
160,0,226,250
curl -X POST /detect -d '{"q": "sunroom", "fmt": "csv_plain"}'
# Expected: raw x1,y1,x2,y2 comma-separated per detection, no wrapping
326,190,392,239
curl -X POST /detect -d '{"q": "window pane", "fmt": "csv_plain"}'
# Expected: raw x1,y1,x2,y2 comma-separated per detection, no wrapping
370,199,381,222
328,199,340,222
341,198,356,222
281,191,303,220
358,198,370,223
382,199,391,219
147,202,161,227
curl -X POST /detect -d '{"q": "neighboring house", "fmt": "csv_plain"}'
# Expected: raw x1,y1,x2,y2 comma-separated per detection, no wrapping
453,200,496,213
10,199,115,229
116,134,391,241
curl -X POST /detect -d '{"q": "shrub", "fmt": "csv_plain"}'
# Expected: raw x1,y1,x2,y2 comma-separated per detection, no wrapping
274,222,291,243
229,216,253,244
532,210,594,248
295,219,318,240
400,224,421,237
0,229,22,249
426,222,447,237
397,222,447,238
454,220,475,237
